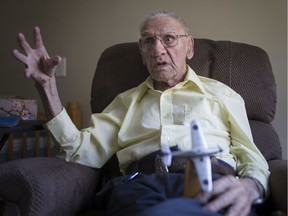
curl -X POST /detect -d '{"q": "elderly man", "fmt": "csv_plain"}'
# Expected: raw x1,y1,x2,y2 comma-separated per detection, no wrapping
13,11,269,216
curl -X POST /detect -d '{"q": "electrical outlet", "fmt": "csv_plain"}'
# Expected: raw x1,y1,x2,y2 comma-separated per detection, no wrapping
55,57,67,77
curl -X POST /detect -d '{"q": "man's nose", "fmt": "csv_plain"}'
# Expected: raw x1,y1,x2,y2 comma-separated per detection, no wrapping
151,39,167,56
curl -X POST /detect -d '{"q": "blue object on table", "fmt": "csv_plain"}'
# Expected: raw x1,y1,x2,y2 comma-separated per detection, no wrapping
0,117,21,128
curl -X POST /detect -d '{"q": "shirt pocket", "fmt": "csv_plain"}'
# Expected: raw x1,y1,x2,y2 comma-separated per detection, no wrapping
183,98,224,129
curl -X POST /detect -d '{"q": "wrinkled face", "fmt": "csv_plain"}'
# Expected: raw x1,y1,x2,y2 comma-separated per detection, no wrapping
139,16,194,88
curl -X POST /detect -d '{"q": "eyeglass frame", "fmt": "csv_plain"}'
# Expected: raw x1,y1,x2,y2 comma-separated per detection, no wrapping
139,32,188,52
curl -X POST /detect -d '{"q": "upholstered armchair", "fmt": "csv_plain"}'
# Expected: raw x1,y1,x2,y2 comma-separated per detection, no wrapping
0,39,286,215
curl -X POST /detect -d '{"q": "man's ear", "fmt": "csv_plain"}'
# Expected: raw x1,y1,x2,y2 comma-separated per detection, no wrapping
142,56,146,65
138,39,146,65
186,36,194,60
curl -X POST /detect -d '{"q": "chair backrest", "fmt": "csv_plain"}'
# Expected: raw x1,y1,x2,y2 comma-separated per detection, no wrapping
91,39,282,161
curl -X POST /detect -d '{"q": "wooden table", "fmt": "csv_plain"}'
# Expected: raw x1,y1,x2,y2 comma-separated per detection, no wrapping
0,120,45,152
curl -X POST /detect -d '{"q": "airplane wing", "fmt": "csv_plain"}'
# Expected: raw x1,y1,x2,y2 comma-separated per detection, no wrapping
191,156,212,193
191,120,212,193
160,144,172,167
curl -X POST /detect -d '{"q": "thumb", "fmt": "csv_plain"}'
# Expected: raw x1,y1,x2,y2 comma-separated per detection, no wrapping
40,55,62,77
50,55,62,68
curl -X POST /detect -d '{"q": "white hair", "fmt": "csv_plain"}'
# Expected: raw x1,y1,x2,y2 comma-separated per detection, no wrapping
140,11,190,35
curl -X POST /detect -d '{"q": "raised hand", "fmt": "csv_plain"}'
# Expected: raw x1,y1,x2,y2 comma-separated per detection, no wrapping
12,26,63,119
12,26,61,86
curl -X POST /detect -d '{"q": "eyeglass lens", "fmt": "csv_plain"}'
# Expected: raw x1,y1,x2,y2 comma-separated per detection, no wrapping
140,32,186,52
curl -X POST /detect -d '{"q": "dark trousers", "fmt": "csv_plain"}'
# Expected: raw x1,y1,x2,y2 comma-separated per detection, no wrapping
94,171,258,216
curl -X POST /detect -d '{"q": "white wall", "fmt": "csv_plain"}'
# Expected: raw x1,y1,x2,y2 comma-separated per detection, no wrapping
0,0,287,159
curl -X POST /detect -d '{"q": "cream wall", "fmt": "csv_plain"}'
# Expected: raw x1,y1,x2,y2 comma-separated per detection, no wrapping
0,0,287,159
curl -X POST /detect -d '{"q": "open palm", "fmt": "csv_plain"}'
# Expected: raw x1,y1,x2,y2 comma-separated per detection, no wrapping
12,26,61,85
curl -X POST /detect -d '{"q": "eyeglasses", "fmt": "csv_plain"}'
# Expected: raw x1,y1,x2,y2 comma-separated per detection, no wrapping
139,32,188,52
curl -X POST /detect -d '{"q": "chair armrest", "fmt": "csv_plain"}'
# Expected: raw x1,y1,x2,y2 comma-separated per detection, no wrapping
268,159,287,214
0,157,102,215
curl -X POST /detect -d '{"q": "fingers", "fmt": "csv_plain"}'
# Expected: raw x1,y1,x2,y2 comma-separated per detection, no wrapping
13,32,32,65
33,26,50,59
204,176,238,212
13,28,37,65
225,196,250,216
17,32,32,53
50,55,62,67
202,176,254,216
12,49,27,64
39,55,62,77
205,191,236,213
33,26,44,49
15,26,48,57
196,176,237,204
210,175,238,195
24,68,32,78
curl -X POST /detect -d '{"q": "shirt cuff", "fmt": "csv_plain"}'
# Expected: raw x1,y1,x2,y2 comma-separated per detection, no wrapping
44,108,79,144
244,176,265,205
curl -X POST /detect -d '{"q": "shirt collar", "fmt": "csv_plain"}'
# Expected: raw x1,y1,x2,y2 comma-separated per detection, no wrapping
137,65,206,101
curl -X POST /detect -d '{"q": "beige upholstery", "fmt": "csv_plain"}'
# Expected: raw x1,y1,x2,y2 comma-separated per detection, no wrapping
0,39,286,215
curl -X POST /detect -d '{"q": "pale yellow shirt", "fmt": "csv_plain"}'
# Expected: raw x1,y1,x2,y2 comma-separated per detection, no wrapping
46,66,269,192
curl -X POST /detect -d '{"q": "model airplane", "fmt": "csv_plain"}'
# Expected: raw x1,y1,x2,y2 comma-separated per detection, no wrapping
161,120,222,197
